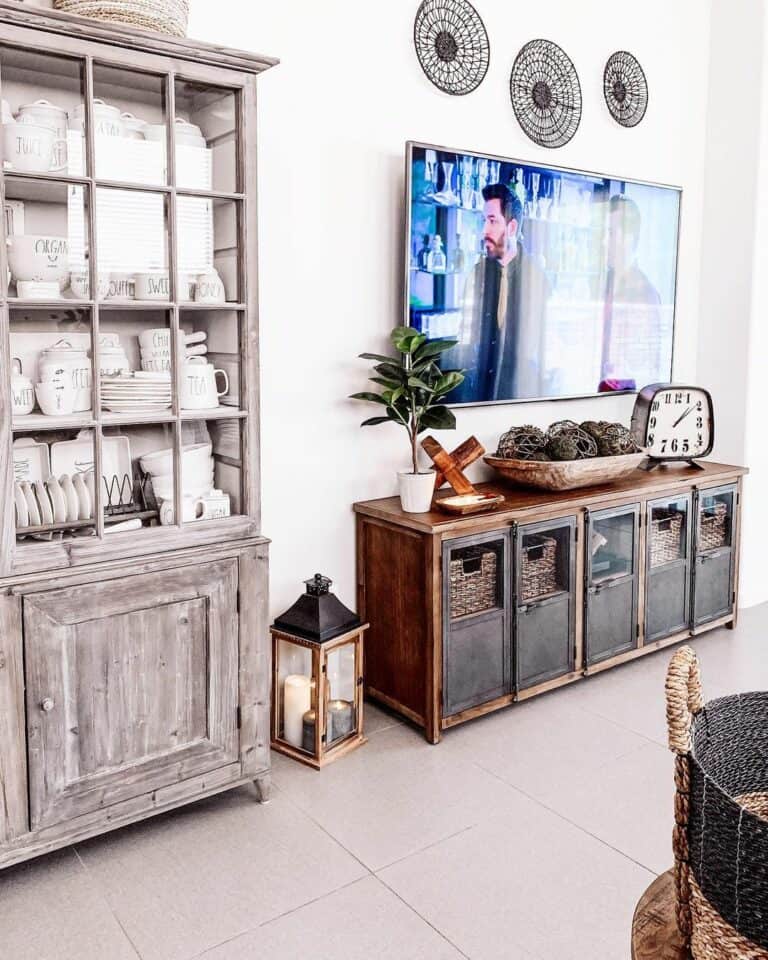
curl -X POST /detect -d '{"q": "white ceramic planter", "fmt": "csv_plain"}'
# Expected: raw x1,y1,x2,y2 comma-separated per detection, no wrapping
397,471,436,513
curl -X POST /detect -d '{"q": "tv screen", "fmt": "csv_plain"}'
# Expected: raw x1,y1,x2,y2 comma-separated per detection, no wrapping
406,142,682,405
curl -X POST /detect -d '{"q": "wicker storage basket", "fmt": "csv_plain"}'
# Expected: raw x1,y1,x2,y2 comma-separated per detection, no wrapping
666,647,768,959
699,501,728,552
53,0,188,36
650,509,684,567
449,546,497,619
521,535,557,601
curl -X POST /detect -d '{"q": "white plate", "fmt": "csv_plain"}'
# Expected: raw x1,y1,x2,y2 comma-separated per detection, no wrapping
60,475,80,523
34,480,53,525
14,482,29,528
103,403,171,412
72,473,91,520
20,481,41,527
46,476,68,523
12,437,51,483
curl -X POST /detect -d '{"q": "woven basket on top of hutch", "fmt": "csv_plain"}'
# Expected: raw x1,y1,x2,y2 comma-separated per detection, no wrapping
355,461,747,743
0,2,277,869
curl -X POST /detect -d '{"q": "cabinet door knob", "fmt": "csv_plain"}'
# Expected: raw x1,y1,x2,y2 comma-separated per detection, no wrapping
41,697,55,713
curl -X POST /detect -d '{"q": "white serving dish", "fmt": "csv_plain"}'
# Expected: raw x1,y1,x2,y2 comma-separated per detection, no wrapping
12,437,51,483
51,431,131,490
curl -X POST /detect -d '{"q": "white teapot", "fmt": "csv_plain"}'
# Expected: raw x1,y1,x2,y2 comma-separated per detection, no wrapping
10,358,35,415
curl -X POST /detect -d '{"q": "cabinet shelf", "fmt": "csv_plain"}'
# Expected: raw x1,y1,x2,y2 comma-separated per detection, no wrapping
180,407,246,421
13,413,96,432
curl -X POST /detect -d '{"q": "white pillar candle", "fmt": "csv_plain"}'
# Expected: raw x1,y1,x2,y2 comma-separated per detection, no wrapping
283,674,312,748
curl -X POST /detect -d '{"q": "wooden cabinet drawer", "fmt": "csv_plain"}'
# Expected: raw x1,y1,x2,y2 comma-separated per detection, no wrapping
23,559,240,830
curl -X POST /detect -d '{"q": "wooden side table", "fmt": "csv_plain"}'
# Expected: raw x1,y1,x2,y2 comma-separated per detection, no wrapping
632,870,689,960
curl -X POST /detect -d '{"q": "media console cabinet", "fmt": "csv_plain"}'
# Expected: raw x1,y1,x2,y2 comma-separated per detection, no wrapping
0,6,276,869
355,461,747,743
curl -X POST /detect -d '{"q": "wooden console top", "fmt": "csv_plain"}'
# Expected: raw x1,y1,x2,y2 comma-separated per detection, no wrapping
353,461,748,533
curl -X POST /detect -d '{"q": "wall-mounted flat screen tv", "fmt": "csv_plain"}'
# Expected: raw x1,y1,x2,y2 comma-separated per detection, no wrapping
405,142,682,405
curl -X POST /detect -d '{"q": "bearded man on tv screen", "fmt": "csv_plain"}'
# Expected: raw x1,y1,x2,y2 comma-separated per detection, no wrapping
450,182,548,403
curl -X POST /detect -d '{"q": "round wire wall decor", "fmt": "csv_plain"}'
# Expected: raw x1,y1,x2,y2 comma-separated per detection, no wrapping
603,51,648,127
509,39,582,148
413,0,490,96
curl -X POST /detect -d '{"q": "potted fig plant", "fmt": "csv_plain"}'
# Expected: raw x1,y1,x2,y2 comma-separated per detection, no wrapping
350,326,465,513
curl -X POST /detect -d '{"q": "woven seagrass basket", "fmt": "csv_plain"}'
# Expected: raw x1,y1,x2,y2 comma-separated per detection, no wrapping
53,0,188,37
449,547,497,619
521,535,557,601
666,646,768,959
651,509,684,567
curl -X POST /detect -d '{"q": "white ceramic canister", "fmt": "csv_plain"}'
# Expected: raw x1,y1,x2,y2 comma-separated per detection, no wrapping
2,117,58,175
173,117,206,147
120,112,146,140
38,340,92,412
17,99,68,171
69,99,123,138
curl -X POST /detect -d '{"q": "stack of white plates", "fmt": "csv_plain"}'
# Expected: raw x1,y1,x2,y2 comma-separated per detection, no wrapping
101,372,172,413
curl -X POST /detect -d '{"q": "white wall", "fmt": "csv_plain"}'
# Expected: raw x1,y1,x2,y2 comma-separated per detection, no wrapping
190,0,713,617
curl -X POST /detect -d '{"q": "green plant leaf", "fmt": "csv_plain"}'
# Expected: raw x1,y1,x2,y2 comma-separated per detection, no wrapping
419,405,456,430
407,376,433,390
374,362,407,383
433,371,465,396
349,391,387,404
369,376,400,389
413,338,458,361
359,352,395,363
391,386,405,404
360,416,391,426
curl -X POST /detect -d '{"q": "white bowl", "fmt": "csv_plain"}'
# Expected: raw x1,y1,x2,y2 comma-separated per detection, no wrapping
8,235,69,285
151,474,212,501
139,442,213,479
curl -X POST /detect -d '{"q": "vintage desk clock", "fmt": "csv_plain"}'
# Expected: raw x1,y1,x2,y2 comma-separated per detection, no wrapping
631,383,714,470
271,575,368,768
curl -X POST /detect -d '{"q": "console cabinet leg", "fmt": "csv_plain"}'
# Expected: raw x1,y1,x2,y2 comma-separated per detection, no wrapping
254,774,272,803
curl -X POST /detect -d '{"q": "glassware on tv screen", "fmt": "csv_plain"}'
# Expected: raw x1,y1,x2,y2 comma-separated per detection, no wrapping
406,143,681,406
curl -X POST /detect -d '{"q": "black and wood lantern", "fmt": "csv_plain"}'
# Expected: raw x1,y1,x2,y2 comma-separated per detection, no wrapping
271,574,368,768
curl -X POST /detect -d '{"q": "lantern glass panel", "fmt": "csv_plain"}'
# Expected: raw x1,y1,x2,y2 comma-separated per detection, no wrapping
326,641,357,747
276,637,315,752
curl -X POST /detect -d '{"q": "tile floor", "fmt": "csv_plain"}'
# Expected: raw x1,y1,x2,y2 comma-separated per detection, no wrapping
2,605,766,960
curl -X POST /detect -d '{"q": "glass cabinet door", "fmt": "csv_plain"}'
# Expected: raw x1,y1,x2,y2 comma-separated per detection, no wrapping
693,485,736,626
0,42,252,566
442,532,510,716
515,517,576,691
645,494,692,642
585,504,640,665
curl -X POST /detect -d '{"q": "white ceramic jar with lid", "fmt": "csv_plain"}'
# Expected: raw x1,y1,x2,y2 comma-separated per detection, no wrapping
120,112,146,140
39,339,92,412
69,98,123,137
16,99,68,170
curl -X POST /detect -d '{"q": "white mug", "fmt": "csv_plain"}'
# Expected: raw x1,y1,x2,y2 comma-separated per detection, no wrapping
135,271,169,301
180,358,229,410
139,327,170,351
195,270,226,304
141,357,171,373
159,491,230,525
107,273,135,299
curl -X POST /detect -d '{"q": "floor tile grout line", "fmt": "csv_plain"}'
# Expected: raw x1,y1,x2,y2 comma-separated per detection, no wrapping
72,845,144,960
375,824,477,873
470,761,660,878
571,700,667,748
373,873,473,960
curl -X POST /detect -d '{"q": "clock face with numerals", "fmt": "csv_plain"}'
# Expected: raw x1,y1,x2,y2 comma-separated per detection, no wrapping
631,384,714,461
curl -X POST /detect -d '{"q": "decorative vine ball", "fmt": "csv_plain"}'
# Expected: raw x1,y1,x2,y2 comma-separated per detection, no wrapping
496,424,547,460
547,427,598,461
597,423,639,457
580,420,611,441
546,419,580,439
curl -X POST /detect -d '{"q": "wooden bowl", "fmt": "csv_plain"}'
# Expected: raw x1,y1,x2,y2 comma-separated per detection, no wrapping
483,452,647,491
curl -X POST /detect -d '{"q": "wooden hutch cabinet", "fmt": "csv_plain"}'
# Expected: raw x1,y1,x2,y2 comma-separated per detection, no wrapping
355,461,747,743
0,4,276,868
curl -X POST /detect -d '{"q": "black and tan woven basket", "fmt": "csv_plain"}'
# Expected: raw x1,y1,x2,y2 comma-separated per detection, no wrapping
699,501,728,552
449,546,497,619
666,646,768,959
521,535,557,600
650,509,684,567
53,0,188,36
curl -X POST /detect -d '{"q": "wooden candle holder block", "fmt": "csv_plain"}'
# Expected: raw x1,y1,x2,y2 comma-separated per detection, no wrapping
421,435,505,514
